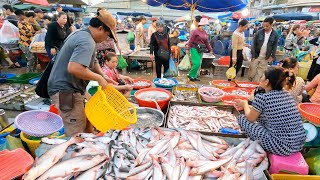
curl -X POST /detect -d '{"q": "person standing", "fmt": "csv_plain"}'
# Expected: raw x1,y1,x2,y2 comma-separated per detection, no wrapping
45,12,71,59
186,18,213,81
34,8,44,29
47,9,118,136
18,11,37,72
230,19,249,75
283,25,302,58
148,19,157,44
2,4,18,27
249,17,278,82
75,17,83,29
135,16,147,49
150,22,171,78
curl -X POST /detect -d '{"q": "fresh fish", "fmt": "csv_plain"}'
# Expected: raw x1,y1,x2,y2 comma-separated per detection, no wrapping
128,161,152,177
205,170,224,178
169,132,180,149
135,148,151,165
104,130,113,138
75,161,107,180
253,158,268,177
41,137,67,145
37,154,107,180
167,145,176,167
196,134,217,160
152,159,163,180
189,156,232,175
175,149,200,160
200,134,227,145
111,130,121,140
238,141,258,162
127,165,153,180
77,133,97,139
71,147,104,158
122,143,139,158
160,157,173,180
186,160,212,168
171,161,181,180
179,166,190,180
23,137,83,180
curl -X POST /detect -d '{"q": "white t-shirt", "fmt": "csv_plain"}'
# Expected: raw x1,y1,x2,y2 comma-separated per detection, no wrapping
259,31,271,58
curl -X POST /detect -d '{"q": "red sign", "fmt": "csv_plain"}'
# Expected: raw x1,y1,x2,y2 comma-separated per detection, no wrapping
309,7,320,12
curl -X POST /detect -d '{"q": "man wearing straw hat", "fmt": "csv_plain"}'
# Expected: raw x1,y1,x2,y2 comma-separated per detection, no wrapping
47,9,118,136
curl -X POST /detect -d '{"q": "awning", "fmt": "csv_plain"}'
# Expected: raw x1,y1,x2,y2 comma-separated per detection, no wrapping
21,0,49,6
51,5,83,12
14,4,50,11
117,12,152,17
273,13,313,21
48,0,87,5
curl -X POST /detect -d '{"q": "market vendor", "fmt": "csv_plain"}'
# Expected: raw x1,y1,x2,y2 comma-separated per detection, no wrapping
236,67,306,156
47,9,117,136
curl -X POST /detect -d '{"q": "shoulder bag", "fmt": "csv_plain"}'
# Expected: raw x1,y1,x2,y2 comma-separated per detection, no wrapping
154,33,170,60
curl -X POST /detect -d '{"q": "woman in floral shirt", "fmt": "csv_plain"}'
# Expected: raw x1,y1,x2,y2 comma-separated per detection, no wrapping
18,11,37,72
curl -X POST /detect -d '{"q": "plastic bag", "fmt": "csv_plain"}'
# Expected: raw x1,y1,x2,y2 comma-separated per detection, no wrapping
164,57,178,77
178,55,191,71
293,48,300,58
131,60,140,69
0,20,19,43
226,66,236,79
127,31,135,42
242,47,252,61
117,55,128,69
29,31,47,50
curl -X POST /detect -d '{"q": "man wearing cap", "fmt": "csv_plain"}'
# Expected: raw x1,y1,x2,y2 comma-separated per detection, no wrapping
47,9,118,136
34,8,44,28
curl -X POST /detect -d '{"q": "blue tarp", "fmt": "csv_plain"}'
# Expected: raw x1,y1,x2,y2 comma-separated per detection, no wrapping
145,0,248,12
273,13,313,21
117,12,152,17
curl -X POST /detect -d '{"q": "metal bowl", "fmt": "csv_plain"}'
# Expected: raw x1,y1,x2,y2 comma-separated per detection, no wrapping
129,107,164,128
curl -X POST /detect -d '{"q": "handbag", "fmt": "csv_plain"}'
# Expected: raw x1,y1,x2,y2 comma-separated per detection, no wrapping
154,33,170,60
194,43,207,53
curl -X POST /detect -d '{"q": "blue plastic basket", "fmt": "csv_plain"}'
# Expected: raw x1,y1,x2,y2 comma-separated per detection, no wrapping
153,78,178,88
0,73,16,83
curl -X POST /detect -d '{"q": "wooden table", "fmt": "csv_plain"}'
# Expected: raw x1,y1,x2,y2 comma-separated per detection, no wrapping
127,49,153,73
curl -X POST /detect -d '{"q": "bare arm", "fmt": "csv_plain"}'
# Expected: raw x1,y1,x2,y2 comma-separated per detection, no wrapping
236,100,260,123
92,62,118,85
68,61,104,83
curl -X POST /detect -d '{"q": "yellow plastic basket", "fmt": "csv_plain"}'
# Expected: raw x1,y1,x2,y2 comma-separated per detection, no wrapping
298,62,312,80
85,86,137,132
271,174,320,180
20,132,65,157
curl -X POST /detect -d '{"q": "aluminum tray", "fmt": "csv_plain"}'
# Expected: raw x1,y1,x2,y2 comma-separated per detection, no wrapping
129,107,165,128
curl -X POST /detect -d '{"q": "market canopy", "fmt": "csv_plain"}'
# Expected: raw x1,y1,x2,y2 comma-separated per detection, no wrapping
117,12,152,17
144,0,249,12
13,4,50,11
48,0,87,5
20,0,49,6
272,13,313,21
51,5,83,12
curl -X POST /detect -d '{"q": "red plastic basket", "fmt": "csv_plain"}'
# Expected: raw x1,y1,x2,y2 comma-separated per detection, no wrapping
134,88,172,110
218,56,230,66
35,53,51,62
222,87,254,97
132,79,152,90
298,103,320,125
0,148,34,180
212,80,236,89
236,81,260,89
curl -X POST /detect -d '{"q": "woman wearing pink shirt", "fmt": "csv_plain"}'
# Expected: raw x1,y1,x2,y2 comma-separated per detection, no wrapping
305,74,320,104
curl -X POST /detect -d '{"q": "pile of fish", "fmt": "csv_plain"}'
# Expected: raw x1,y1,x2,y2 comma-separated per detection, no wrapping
172,90,198,103
23,128,268,180
155,78,176,86
230,90,250,97
168,105,240,133
217,83,234,87
132,81,151,87
238,83,258,88
201,90,224,97
137,91,169,101
124,128,268,180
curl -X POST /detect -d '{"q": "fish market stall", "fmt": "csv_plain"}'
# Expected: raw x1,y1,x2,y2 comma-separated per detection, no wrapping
127,49,153,72
22,127,270,180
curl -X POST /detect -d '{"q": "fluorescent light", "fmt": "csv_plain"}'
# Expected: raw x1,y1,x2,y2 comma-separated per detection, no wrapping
241,8,249,16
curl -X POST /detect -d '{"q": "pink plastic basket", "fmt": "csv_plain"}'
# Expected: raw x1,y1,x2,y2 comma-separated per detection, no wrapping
198,87,225,103
14,110,63,137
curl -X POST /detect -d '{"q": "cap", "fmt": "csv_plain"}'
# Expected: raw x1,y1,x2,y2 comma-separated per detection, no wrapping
96,9,118,42
34,8,43,13
56,4,62,8
198,18,209,26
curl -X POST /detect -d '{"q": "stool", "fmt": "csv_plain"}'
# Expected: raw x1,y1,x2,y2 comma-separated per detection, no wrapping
268,152,309,175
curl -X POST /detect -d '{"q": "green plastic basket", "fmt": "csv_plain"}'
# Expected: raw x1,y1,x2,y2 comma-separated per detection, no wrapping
7,73,41,84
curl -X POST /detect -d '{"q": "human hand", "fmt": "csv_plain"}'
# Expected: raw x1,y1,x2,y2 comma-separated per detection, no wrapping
267,57,274,63
50,48,56,56
210,51,214,55
124,85,133,90
235,99,248,108
118,48,122,54
232,59,237,65
103,75,118,85
150,54,155,61
97,76,108,90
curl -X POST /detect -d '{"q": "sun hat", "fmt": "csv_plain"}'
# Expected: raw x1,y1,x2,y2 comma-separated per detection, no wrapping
198,18,209,26
97,9,118,42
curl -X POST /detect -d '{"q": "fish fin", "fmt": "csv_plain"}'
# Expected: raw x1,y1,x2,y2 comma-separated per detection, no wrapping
72,168,81,172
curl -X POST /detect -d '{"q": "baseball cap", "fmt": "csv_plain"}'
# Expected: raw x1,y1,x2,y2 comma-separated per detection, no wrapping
96,9,118,42
34,8,43,13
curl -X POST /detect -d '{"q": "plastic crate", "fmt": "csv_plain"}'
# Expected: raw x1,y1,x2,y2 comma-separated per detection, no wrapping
271,174,320,180
7,73,41,84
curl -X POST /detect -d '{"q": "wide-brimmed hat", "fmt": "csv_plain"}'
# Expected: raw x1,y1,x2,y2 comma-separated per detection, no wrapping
198,18,209,26
97,9,118,42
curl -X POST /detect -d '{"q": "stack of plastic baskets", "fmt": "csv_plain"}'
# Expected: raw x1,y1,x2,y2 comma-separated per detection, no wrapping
15,110,64,157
